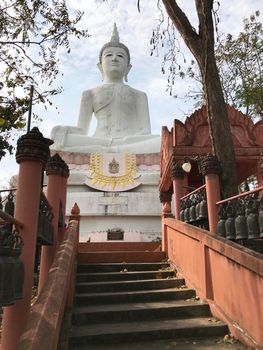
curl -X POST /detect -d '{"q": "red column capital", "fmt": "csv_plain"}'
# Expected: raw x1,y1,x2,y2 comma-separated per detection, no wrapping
46,153,69,178
16,127,53,165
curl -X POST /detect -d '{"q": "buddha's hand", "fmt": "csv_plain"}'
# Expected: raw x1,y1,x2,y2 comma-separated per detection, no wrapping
50,126,84,149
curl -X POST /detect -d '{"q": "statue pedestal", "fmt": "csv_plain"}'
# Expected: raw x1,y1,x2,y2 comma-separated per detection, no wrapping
54,151,162,242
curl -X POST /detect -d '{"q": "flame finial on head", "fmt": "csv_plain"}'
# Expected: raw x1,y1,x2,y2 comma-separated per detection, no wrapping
99,23,130,64
111,23,120,43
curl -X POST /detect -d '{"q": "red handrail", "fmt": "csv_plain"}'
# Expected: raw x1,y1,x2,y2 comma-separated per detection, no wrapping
216,185,263,206
180,184,206,201
18,220,79,350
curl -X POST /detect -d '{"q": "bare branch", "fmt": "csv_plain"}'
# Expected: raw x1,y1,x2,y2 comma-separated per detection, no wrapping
162,0,200,54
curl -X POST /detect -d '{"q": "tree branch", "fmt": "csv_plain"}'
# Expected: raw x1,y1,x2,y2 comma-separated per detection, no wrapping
0,40,42,46
162,0,201,55
12,43,42,67
195,0,214,48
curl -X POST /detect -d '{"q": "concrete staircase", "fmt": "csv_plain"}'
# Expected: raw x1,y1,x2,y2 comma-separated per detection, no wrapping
67,248,229,349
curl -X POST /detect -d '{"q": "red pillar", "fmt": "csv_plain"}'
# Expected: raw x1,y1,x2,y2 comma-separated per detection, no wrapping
200,155,221,233
59,175,68,243
38,154,69,293
171,162,185,220
159,191,172,252
256,155,263,188
1,128,52,350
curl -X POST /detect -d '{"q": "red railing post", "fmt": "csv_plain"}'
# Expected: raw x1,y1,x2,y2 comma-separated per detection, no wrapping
69,202,80,246
200,155,221,233
67,203,81,308
38,154,69,293
1,128,52,350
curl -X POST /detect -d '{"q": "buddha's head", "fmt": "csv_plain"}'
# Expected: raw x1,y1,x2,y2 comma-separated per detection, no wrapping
98,24,132,82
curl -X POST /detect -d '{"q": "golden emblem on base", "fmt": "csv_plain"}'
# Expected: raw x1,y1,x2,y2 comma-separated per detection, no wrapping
109,157,119,174
88,153,139,191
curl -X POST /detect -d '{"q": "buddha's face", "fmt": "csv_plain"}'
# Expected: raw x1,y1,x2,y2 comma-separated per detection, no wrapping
100,46,131,82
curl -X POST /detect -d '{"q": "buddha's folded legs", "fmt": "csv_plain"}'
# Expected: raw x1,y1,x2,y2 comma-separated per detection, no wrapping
59,133,160,154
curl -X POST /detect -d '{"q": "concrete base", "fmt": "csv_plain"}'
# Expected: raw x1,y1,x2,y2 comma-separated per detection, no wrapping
54,151,162,242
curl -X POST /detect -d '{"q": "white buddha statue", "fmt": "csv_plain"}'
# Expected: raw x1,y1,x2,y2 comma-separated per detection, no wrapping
50,24,160,154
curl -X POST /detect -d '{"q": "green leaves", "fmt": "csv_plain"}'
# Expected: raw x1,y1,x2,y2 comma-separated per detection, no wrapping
216,11,263,119
0,0,90,160
0,118,5,127
179,10,263,119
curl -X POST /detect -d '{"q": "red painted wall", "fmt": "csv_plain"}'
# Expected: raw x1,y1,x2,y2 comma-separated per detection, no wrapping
164,218,263,348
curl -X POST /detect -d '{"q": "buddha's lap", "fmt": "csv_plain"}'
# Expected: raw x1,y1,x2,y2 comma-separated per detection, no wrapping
64,133,159,146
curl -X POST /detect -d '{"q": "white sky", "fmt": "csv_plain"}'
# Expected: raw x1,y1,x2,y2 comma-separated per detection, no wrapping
1,0,262,188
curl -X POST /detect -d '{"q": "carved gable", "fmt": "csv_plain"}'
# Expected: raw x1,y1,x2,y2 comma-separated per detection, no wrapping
159,104,263,192
174,104,263,147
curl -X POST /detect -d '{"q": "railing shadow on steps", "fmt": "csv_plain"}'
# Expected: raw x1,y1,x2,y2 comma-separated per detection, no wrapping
17,219,79,350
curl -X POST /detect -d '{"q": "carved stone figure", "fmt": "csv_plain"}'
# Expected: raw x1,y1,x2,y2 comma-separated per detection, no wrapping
50,24,160,154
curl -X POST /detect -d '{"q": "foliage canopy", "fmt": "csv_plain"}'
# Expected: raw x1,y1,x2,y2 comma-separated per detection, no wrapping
216,11,263,119
158,10,263,120
0,0,89,160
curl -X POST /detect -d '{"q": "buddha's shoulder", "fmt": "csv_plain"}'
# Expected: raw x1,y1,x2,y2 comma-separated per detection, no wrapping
121,85,148,101
81,87,97,97
81,85,113,97
126,85,146,96
81,85,147,98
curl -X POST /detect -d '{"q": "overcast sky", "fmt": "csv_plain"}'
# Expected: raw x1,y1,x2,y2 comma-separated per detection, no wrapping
1,0,262,188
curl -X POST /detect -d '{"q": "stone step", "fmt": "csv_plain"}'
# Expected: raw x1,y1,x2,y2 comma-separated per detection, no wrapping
69,317,228,347
75,277,185,294
79,242,161,252
77,262,170,273
68,258,230,350
78,251,166,264
72,299,211,325
76,269,175,283
69,337,246,350
74,287,196,306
